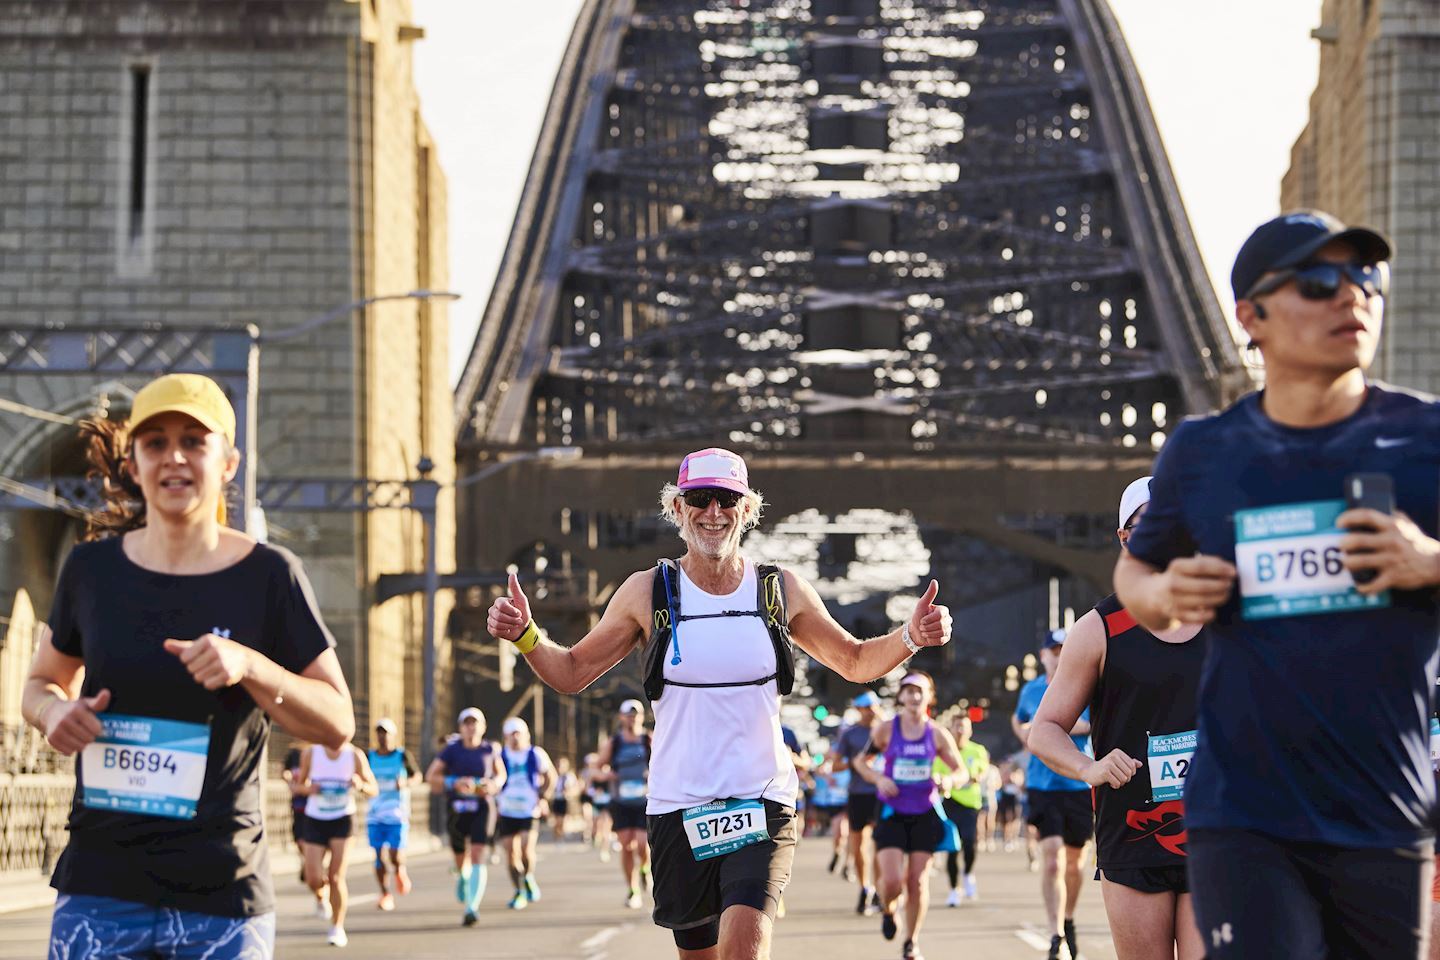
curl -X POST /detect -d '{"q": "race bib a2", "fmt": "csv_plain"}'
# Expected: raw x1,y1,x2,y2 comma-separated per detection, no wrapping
682,799,768,862
1146,730,1197,803
1234,500,1389,620
81,714,209,820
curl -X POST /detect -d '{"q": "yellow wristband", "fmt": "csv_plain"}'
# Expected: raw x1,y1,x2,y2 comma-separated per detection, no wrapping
513,621,540,655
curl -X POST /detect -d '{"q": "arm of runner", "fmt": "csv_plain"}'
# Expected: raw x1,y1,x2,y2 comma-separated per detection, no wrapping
1028,613,1139,787
21,627,110,756
425,754,448,794
1114,550,1237,633
785,572,952,682
487,572,647,694
537,748,558,801
351,747,379,798
852,721,898,797
934,726,968,786
298,746,317,796
485,746,508,796
403,748,422,785
1337,508,1440,594
595,734,616,784
1010,709,1029,746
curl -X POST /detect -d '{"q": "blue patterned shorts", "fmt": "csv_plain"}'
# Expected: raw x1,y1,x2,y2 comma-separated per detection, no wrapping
49,894,275,960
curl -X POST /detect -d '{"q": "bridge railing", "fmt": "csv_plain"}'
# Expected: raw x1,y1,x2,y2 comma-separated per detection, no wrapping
0,774,435,879
0,723,72,776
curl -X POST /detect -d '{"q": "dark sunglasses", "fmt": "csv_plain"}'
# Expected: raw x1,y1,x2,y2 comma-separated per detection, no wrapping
1245,261,1388,303
682,488,743,510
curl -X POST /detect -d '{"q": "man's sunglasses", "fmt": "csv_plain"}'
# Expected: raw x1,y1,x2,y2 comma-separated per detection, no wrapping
1245,261,1388,303
682,488,743,510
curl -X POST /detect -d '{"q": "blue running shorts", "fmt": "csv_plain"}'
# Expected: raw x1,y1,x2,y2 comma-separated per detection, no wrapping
50,893,275,960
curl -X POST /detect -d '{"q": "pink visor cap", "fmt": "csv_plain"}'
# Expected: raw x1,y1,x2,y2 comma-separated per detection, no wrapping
676,448,750,495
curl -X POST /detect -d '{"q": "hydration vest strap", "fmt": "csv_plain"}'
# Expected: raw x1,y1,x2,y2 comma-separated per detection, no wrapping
663,674,779,690
677,610,764,622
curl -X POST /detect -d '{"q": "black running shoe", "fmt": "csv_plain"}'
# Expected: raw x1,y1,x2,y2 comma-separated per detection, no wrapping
1064,918,1078,959
881,912,897,941
1047,934,1063,960
828,852,839,873
462,910,478,927
902,940,923,960
856,888,868,914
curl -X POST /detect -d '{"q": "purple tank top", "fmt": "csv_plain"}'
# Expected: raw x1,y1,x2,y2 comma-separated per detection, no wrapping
883,716,937,815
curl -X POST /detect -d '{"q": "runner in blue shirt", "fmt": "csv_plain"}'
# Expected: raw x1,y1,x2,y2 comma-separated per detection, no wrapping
1117,210,1440,960
1013,629,1093,960
366,718,420,912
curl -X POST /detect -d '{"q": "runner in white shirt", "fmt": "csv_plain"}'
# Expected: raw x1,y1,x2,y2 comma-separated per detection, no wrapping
298,741,377,946
486,448,953,958
494,718,556,910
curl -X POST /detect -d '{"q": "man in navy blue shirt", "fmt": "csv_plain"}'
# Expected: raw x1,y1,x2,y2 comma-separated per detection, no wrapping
1014,629,1093,960
1117,210,1440,960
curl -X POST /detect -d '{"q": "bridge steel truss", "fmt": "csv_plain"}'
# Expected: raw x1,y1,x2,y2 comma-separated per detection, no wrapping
452,0,1243,730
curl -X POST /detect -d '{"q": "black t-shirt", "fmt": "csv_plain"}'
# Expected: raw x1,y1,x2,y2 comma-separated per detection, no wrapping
47,537,335,917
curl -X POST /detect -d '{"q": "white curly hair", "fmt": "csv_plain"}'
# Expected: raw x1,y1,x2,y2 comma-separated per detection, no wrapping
658,482,766,533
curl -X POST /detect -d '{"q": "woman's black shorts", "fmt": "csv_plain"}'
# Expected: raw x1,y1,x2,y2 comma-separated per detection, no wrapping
302,814,353,845
873,806,945,854
446,798,497,852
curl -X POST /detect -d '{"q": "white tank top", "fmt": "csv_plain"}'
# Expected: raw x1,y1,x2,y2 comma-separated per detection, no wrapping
304,745,357,820
647,560,800,815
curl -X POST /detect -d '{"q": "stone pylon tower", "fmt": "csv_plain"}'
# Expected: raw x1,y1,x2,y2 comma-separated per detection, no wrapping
1283,0,1440,393
0,0,455,745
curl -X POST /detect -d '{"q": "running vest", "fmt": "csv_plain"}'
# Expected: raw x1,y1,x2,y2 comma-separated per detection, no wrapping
498,747,543,819
645,561,801,815
644,559,793,701
882,716,938,816
304,745,357,821
610,732,652,806
367,748,410,825
1090,594,1204,870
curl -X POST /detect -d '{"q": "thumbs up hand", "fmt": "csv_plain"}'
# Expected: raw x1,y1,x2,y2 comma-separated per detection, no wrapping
909,579,952,648
487,572,533,642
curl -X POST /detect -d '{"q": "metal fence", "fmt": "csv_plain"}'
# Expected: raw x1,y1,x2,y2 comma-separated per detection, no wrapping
1,774,436,879
0,723,72,776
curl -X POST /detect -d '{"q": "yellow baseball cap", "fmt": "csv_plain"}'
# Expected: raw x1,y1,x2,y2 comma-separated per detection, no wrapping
127,374,238,525
128,374,236,444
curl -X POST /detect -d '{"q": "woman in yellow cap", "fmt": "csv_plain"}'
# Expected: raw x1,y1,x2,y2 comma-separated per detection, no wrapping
21,373,357,959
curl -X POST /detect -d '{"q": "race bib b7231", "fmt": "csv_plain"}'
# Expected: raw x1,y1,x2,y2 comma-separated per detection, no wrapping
1234,500,1389,620
682,799,768,861
80,714,210,820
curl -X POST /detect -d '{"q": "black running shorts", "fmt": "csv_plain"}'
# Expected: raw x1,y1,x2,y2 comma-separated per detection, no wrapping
301,814,353,845
846,792,879,832
648,798,797,932
1027,789,1094,847
495,815,537,839
446,800,497,852
874,806,946,854
1098,865,1188,895
612,803,648,832
1189,828,1432,960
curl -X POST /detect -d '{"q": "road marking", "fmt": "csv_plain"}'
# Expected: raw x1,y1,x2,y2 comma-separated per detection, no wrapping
580,923,632,957
1014,923,1085,958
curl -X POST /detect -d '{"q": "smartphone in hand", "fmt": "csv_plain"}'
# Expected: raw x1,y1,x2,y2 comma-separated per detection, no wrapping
1344,473,1394,585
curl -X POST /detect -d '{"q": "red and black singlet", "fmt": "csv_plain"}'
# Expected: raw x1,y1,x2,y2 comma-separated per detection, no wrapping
1090,593,1204,870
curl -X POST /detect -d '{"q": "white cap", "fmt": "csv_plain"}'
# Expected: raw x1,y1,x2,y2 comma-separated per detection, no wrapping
618,699,644,715
374,718,397,734
457,707,484,725
1118,476,1152,530
502,717,528,736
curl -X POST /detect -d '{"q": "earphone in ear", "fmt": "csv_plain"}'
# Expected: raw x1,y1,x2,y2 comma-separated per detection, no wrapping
1253,302,1267,319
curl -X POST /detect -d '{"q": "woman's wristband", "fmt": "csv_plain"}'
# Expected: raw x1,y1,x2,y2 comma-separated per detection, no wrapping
513,621,541,655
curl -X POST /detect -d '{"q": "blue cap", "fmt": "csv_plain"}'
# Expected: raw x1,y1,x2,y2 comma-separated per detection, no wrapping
852,691,879,708
1040,629,1065,650
1231,210,1390,301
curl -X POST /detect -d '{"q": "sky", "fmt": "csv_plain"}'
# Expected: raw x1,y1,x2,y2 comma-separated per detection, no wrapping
412,1,1323,386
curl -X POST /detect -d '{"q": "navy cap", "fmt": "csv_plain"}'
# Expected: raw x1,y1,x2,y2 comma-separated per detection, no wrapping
1040,628,1065,651
1231,210,1391,301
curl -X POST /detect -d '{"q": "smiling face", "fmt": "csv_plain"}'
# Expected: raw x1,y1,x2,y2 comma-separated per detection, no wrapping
675,492,752,560
1239,240,1385,378
126,411,239,525
897,681,930,715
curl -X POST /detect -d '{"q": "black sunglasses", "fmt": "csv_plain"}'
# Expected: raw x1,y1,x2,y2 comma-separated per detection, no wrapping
682,488,743,510
1245,261,1388,303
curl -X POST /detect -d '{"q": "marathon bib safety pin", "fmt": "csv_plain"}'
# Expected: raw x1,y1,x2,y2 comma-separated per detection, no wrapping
682,799,768,861
1234,499,1390,620
80,714,210,820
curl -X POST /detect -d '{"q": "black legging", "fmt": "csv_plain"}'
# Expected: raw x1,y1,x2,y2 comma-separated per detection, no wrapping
942,798,979,885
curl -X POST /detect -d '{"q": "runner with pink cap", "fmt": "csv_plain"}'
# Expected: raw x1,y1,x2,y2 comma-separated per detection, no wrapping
487,447,955,959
